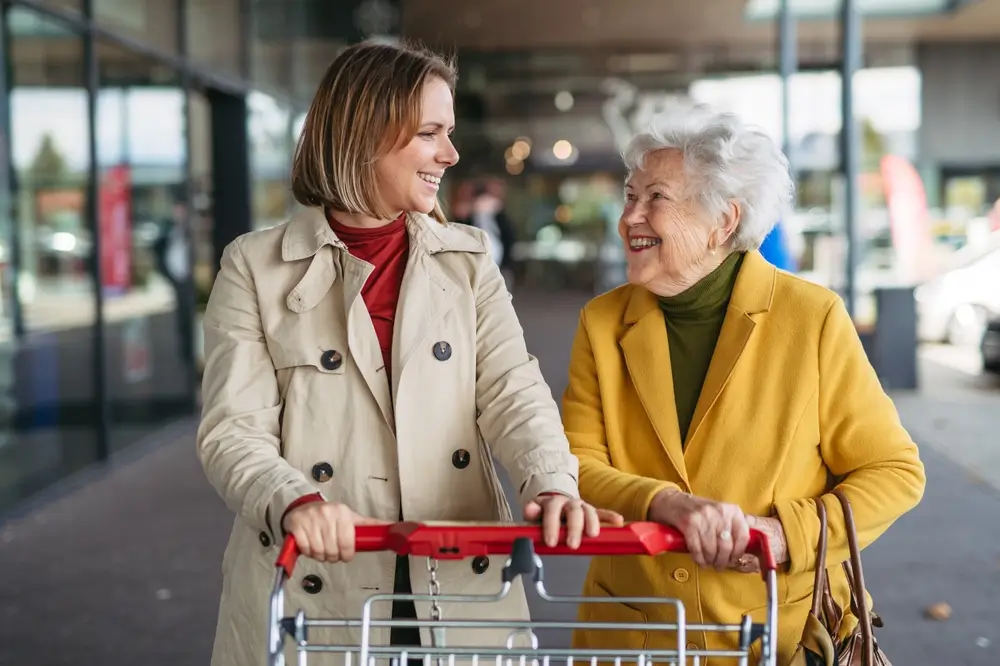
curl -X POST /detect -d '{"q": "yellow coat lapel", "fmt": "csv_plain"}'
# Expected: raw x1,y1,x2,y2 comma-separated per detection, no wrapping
686,251,776,448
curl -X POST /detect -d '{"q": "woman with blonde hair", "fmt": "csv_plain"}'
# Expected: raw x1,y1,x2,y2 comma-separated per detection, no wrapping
198,40,618,666
565,103,925,665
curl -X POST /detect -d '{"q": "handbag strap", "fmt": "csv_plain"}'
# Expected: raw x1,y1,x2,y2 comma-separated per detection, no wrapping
810,499,830,618
832,488,876,666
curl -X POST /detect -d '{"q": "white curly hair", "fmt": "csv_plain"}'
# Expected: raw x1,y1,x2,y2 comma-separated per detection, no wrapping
622,102,794,252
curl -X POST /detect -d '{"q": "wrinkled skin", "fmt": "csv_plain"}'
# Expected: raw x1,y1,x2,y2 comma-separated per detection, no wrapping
619,148,738,297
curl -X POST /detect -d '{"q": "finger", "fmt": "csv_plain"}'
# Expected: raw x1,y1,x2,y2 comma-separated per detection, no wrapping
698,520,718,569
542,496,567,547
338,511,356,562
293,527,313,559
729,514,752,567
565,502,586,549
685,527,704,568
715,524,734,571
596,509,625,527
583,503,601,537
318,511,339,563
733,554,760,574
522,500,542,523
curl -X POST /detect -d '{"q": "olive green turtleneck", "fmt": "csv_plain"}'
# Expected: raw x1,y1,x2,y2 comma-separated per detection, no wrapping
657,251,745,445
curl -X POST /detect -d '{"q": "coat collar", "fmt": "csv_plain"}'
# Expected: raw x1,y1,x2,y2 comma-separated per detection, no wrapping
618,250,776,482
623,250,775,324
280,206,486,262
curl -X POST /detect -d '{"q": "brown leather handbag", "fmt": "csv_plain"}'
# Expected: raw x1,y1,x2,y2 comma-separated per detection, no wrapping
789,488,892,666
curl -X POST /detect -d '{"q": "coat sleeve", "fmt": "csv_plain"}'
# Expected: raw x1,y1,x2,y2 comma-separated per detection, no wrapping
773,296,927,575
562,309,680,522
196,240,318,543
472,256,580,507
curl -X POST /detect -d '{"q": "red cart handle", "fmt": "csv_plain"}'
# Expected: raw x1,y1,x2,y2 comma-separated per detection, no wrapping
276,521,776,578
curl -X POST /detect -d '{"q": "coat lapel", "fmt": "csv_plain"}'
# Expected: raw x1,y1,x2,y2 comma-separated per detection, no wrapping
282,207,394,431
684,251,775,448
341,255,395,432
391,214,483,401
620,288,688,482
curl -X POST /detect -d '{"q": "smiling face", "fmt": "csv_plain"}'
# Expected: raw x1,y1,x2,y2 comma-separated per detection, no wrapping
373,76,459,220
619,149,736,296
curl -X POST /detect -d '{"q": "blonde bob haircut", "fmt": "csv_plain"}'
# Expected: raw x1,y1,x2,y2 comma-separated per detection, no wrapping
291,39,457,224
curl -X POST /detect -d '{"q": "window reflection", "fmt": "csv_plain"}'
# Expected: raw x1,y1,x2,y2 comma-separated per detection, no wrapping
96,42,192,452
1,8,98,513
249,92,293,230
93,0,178,54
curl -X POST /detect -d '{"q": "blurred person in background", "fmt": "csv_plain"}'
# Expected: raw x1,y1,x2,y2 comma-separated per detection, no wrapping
563,103,925,665
197,40,620,666
152,198,195,369
456,181,517,288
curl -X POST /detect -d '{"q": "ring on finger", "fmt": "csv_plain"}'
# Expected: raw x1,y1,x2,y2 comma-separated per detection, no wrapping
719,530,732,541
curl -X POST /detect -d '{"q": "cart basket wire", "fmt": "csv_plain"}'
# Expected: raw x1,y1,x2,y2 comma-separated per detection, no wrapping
268,521,778,666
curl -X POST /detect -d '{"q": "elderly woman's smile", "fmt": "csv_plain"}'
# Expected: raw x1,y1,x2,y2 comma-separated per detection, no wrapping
628,236,661,251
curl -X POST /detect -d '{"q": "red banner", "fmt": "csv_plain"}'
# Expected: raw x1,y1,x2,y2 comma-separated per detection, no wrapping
880,155,936,283
99,164,132,294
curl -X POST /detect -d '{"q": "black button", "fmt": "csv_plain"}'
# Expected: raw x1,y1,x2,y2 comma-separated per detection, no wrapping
302,575,323,594
432,341,452,361
452,449,471,469
312,462,334,482
320,350,343,370
472,556,490,575
259,532,271,547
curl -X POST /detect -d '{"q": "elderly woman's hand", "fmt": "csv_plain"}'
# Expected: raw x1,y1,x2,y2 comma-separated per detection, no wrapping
648,489,752,570
524,495,625,549
729,515,790,573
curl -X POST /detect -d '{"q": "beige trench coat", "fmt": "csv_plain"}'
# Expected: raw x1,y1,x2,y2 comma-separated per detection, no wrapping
197,207,580,666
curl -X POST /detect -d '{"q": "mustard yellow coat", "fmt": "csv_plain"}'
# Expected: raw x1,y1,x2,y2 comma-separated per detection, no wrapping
564,251,926,666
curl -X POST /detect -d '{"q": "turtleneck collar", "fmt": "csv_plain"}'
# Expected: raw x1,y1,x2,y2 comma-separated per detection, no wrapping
657,251,745,321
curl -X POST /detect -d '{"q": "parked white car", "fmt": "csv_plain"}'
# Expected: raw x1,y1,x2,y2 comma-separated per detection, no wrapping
916,244,1000,346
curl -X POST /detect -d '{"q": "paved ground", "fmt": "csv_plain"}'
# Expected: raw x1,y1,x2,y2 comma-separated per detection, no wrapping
0,287,998,665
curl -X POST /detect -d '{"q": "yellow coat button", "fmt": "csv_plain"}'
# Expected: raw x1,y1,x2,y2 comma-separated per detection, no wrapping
673,568,690,583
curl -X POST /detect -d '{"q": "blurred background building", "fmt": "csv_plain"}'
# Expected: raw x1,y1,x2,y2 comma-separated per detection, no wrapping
1,0,999,517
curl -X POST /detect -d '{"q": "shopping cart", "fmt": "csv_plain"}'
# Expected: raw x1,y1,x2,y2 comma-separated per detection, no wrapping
269,522,778,666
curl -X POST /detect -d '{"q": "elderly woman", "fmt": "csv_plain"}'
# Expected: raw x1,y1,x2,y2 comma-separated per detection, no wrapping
565,104,925,665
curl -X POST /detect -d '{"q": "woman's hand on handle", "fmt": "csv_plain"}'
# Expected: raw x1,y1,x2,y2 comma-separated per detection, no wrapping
281,502,389,563
523,494,625,549
647,489,751,571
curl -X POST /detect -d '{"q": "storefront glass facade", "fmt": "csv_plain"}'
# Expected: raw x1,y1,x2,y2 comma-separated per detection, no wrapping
0,0,373,515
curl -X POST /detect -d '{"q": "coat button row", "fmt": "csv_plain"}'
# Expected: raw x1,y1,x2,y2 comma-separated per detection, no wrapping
259,532,271,547
298,556,488,595
307,451,468,483
319,343,451,370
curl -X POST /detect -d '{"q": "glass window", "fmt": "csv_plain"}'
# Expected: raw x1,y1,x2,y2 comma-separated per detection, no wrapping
186,0,243,79
32,0,82,14
93,0,179,54
187,89,214,362
1,8,97,513
249,91,293,230
96,42,193,453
